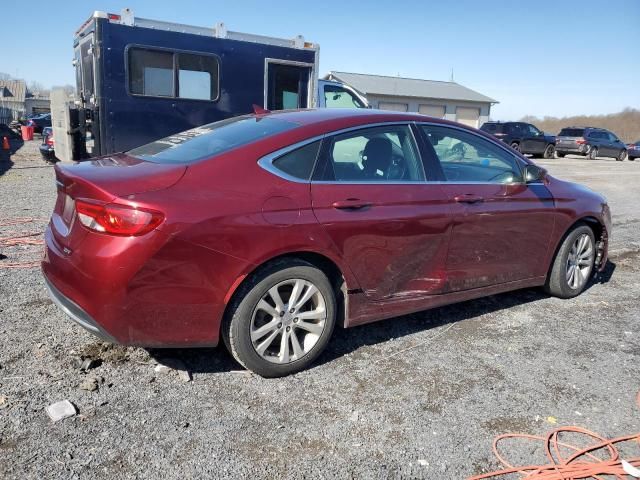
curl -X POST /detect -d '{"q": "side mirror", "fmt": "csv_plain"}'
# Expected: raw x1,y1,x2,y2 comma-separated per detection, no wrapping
524,164,547,183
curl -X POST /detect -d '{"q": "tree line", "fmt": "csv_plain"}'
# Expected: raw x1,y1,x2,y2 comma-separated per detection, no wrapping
521,108,640,143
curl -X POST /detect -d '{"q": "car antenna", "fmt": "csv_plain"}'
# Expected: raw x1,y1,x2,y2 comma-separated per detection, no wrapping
253,104,271,115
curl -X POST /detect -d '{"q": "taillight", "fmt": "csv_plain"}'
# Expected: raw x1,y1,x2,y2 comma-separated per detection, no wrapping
46,135,54,146
75,199,164,236
576,138,587,145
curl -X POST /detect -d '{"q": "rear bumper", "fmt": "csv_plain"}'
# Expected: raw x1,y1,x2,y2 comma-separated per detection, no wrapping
41,224,248,348
556,144,587,154
43,274,118,343
39,144,56,161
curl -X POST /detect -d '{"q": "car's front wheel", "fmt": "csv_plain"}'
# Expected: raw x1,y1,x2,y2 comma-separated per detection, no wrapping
545,224,595,298
543,144,555,159
616,149,627,161
588,147,598,159
223,259,336,377
510,142,521,153
556,151,566,158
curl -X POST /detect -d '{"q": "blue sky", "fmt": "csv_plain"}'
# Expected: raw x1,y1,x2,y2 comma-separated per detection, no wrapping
1,0,638,120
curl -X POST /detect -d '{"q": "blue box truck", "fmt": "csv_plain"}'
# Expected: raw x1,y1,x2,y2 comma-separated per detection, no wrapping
51,8,368,162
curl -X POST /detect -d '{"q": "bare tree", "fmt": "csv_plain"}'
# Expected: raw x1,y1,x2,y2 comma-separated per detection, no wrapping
0,72,13,81
520,109,640,143
27,80,49,96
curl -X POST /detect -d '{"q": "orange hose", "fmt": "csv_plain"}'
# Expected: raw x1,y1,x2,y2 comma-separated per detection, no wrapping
0,217,45,269
468,392,640,480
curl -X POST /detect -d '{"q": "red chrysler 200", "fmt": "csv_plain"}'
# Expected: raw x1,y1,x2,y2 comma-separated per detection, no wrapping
42,109,611,377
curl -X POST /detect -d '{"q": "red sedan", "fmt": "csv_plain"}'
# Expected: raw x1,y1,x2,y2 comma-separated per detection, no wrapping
42,109,611,377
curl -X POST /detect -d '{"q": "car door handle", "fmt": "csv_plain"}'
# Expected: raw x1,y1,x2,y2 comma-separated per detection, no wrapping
331,199,372,210
454,194,484,204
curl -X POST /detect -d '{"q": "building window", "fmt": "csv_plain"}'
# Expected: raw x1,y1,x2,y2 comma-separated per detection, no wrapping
128,47,219,101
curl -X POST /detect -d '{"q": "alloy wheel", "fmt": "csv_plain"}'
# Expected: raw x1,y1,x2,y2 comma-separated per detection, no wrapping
565,233,594,290
250,279,327,364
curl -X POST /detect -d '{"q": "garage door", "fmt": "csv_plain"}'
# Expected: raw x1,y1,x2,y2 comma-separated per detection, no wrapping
456,107,480,128
419,104,445,118
378,102,408,112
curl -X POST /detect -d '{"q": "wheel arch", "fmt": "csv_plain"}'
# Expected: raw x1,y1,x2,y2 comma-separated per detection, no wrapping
547,216,606,277
222,250,351,332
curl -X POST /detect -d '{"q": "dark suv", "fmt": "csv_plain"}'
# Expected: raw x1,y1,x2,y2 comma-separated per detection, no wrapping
556,127,627,161
480,121,556,158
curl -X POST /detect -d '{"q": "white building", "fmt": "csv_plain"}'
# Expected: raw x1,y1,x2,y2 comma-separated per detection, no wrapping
325,71,497,128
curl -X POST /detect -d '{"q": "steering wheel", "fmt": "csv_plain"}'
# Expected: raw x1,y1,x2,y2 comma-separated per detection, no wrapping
386,154,407,180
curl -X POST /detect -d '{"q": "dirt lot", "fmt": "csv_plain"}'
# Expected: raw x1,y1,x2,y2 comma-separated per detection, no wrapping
1,140,639,479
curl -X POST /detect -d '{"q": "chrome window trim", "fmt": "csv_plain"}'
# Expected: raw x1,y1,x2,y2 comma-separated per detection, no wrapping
258,121,537,186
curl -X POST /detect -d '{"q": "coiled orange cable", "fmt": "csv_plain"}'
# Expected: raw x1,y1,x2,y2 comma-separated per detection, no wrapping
0,217,46,269
468,392,640,479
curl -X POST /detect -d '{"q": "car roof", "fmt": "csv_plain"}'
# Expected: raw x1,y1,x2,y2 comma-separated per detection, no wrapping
255,108,465,131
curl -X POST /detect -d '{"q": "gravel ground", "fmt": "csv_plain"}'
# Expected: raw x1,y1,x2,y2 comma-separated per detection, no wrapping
1,141,638,479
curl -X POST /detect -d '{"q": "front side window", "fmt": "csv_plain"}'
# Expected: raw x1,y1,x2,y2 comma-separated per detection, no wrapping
323,85,364,108
320,125,424,182
527,124,541,136
421,125,522,184
128,116,296,164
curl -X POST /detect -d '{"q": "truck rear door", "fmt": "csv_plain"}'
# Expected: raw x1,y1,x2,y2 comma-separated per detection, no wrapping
266,61,313,110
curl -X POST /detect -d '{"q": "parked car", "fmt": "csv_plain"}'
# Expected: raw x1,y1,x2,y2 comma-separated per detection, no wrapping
480,121,556,159
556,127,627,160
27,113,52,133
626,141,640,160
39,127,56,161
42,109,611,377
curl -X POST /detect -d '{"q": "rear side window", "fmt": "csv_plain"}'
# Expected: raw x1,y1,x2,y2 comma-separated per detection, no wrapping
128,47,219,100
481,123,504,134
559,128,585,137
271,141,321,180
128,116,297,164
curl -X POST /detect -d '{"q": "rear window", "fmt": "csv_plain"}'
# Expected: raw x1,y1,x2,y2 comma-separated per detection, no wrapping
558,128,584,137
480,123,505,134
128,116,297,164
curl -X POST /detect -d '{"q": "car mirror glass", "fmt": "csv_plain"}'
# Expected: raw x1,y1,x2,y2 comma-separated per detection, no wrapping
524,164,546,183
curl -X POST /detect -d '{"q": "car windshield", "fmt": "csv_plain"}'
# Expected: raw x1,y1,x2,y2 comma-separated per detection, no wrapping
128,116,298,164
558,128,585,137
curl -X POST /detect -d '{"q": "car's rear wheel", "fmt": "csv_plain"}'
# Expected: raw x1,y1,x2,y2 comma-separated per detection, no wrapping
545,224,595,299
616,149,627,161
543,144,555,159
510,142,521,153
223,259,336,377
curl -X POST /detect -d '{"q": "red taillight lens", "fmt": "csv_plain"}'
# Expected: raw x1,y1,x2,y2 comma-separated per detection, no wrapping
576,138,587,145
75,199,164,236
46,135,54,146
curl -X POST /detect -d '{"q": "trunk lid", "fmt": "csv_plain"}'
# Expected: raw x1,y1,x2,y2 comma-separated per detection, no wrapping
50,154,186,251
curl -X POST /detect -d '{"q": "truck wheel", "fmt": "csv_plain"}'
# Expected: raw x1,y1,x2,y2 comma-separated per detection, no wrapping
616,149,627,161
589,147,598,160
543,144,555,159
222,259,336,377
545,224,595,299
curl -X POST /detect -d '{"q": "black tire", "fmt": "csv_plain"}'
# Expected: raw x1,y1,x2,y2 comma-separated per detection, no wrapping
616,149,627,161
510,142,521,153
588,147,598,160
544,224,595,299
222,259,336,377
543,144,555,159
556,152,566,158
